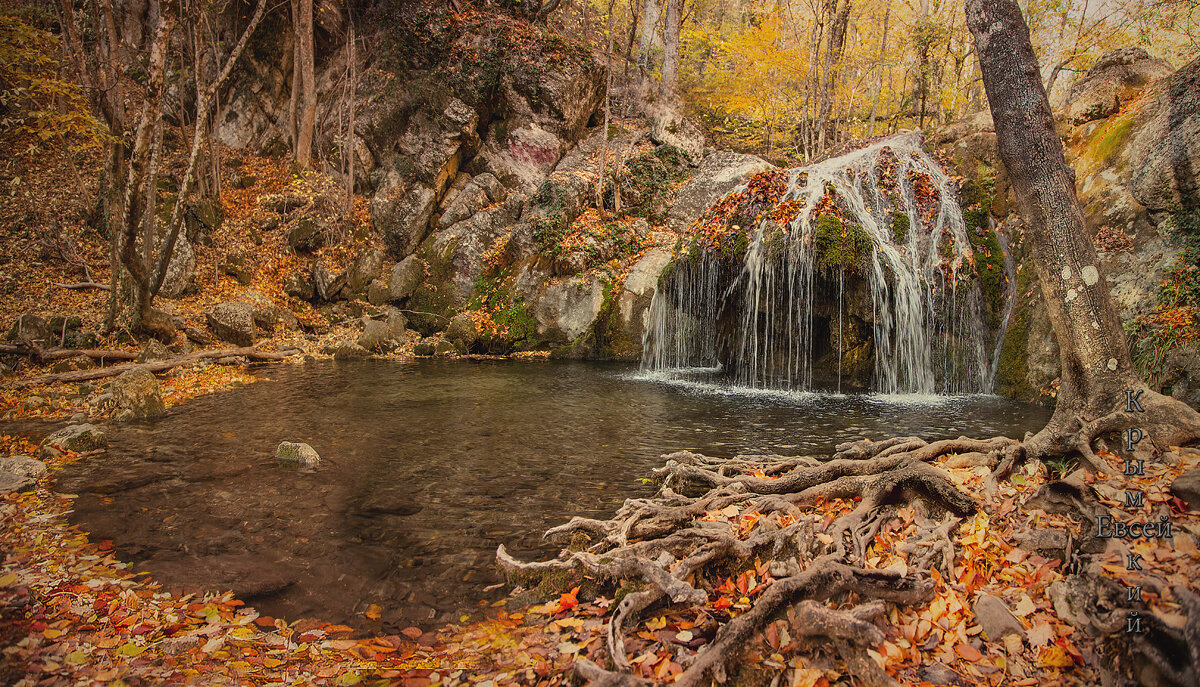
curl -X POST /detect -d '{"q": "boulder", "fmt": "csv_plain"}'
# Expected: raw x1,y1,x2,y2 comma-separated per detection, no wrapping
184,198,224,245
366,279,390,305
648,105,705,166
667,152,777,229
275,441,320,466
110,368,166,420
972,594,1026,641
0,455,46,479
429,194,525,305
220,252,255,286
444,313,479,354
0,472,34,494
1172,468,1200,511
525,272,606,343
371,182,438,258
136,339,171,363
1128,56,1200,214
1061,47,1172,125
284,269,316,301
347,248,386,294
437,172,508,229
159,239,196,299
258,193,307,214
287,216,327,253
389,256,426,301
413,338,437,356
205,302,256,346
325,341,371,359
243,291,280,329
7,314,51,348
357,312,407,353
39,423,107,456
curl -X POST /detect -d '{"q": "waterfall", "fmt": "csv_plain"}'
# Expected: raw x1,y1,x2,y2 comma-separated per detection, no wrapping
642,132,1007,395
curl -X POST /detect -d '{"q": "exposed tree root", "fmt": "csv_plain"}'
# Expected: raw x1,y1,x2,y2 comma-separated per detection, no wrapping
501,424,1200,686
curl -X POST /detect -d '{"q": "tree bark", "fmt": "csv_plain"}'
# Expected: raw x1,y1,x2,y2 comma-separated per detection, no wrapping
659,0,681,100
965,0,1200,459
817,0,851,151
295,0,316,170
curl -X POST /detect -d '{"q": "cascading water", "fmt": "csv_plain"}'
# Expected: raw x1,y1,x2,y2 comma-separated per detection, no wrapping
642,132,1009,395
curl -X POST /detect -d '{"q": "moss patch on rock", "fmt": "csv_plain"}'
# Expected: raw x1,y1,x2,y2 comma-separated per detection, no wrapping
813,215,872,273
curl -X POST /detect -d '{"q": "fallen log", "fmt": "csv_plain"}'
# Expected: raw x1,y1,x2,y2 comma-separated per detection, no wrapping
15,346,296,387
0,345,139,362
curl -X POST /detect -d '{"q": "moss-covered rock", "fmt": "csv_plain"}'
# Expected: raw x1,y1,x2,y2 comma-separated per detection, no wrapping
813,215,873,272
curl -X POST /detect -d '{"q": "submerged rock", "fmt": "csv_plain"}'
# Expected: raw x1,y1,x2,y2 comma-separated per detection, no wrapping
276,441,320,466
39,424,107,457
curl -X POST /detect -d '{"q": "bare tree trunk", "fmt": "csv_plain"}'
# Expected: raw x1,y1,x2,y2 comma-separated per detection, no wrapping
659,0,681,101
637,0,660,83
866,0,892,136
288,0,300,149
344,17,356,217
817,0,851,151
295,0,316,170
966,0,1200,459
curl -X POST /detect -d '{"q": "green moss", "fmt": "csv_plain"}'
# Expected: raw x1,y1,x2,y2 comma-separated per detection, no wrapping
467,268,540,352
616,145,690,223
891,212,910,243
813,215,873,272
1086,113,1135,167
406,239,459,336
996,267,1034,400
969,227,1005,331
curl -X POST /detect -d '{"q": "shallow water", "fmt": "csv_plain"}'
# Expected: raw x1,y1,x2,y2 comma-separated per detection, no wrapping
49,359,1050,632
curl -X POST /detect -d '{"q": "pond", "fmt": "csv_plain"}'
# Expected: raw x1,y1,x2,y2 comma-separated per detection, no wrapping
52,359,1051,632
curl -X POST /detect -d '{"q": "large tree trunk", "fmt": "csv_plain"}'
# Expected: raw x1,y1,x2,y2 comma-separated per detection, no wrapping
966,0,1200,462
295,0,316,170
659,0,681,100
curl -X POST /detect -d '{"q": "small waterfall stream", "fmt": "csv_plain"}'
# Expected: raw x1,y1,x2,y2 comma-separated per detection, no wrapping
642,132,1009,395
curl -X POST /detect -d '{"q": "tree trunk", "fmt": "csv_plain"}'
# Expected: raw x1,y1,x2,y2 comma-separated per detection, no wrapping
659,0,681,100
866,0,892,136
817,0,851,151
295,0,316,170
637,0,660,77
966,0,1200,460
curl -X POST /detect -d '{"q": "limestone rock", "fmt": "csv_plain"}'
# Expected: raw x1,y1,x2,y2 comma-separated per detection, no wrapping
258,193,307,214
159,239,196,299
347,248,385,294
110,368,167,420
366,279,390,305
1129,56,1200,214
389,256,426,302
7,314,51,348
437,172,508,229
357,312,407,353
243,291,281,329
324,341,370,359
444,313,479,354
39,423,107,456
136,339,171,363
284,269,316,301
0,472,34,494
0,455,47,480
287,216,327,253
648,105,705,166
275,441,320,466
205,302,256,346
1061,47,1172,125
1171,468,1200,510
972,594,1026,641
372,183,438,258
413,337,437,356
667,152,777,229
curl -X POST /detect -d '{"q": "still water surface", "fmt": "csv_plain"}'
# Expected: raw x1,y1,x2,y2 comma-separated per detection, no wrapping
56,359,1050,631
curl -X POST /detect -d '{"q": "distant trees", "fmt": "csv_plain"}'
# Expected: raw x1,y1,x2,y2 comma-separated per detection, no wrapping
574,0,1196,163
